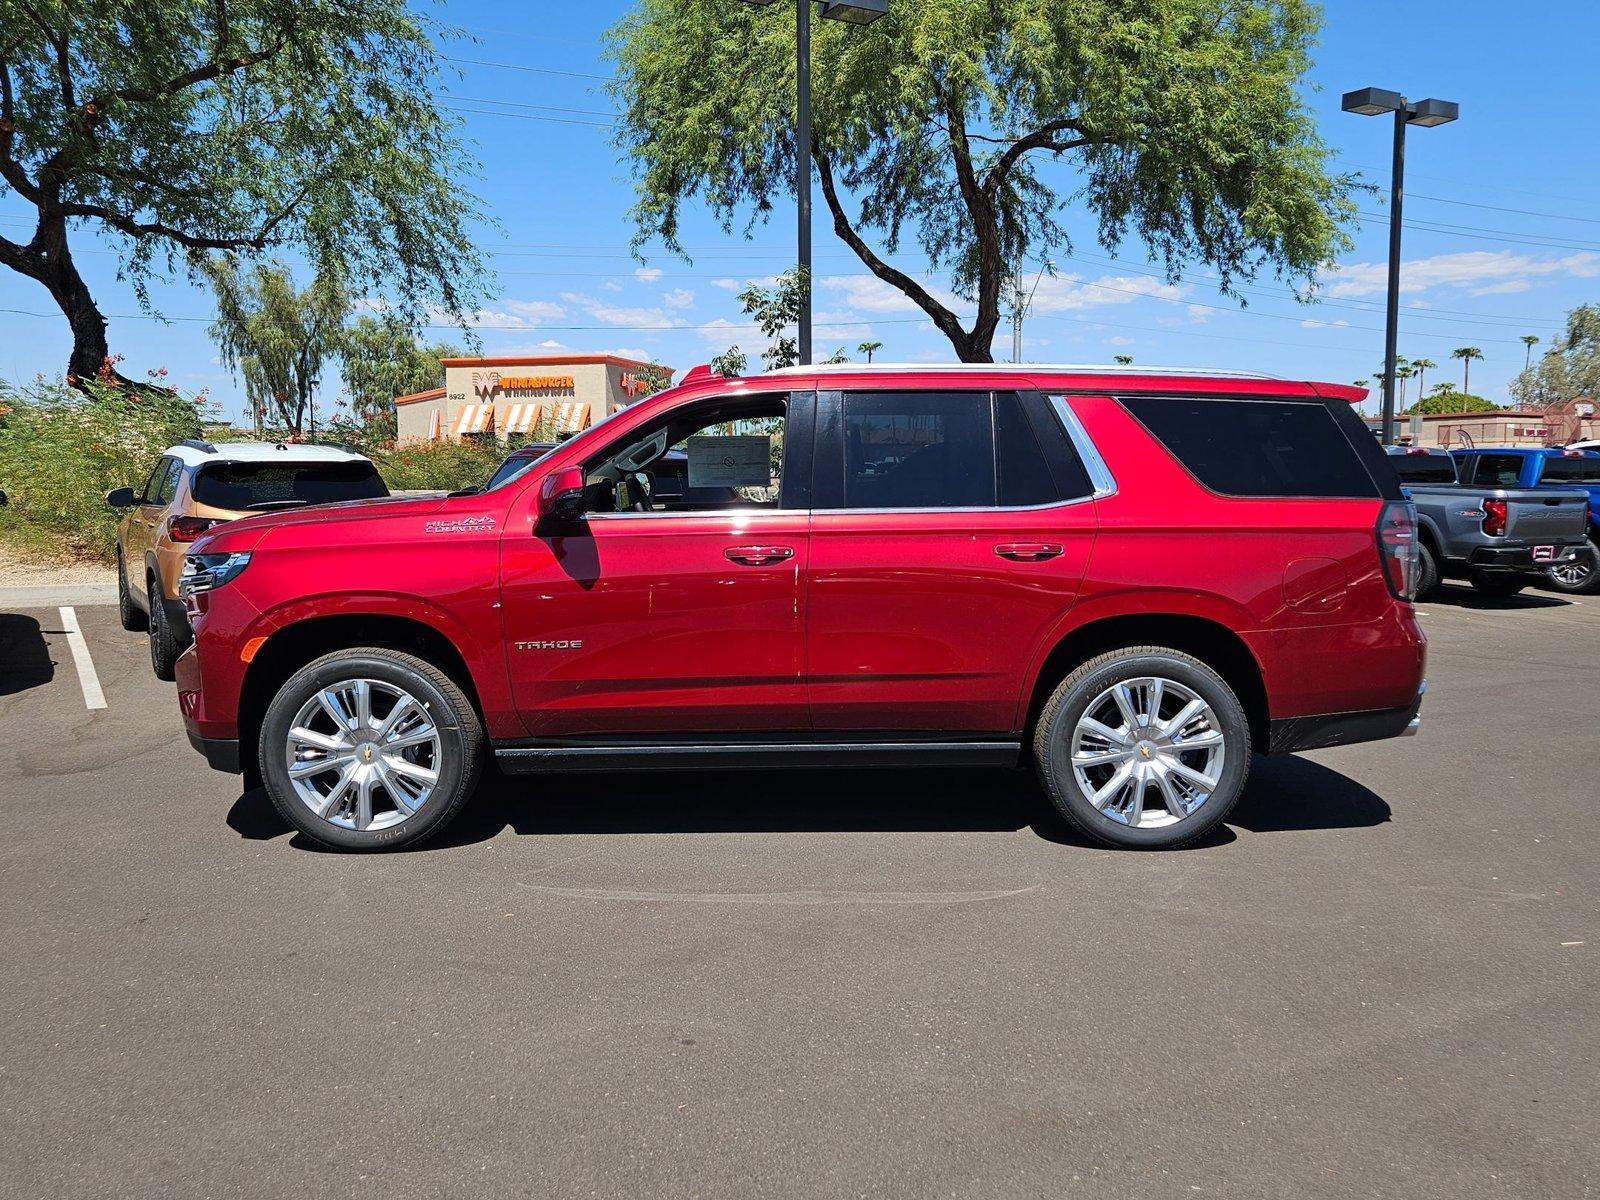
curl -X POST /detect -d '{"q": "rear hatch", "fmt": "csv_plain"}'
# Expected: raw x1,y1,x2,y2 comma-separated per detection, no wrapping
1504,491,1590,542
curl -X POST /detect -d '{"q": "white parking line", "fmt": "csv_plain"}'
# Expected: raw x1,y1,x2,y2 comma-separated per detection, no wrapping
58,606,107,711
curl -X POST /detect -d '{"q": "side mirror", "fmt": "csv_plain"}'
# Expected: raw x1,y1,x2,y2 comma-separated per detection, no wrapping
537,466,586,523
106,486,137,509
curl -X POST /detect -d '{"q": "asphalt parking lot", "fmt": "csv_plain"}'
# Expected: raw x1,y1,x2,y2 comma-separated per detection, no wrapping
1,586,1594,1199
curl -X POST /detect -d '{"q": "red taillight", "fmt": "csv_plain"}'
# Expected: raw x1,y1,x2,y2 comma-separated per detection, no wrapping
168,516,220,543
1377,501,1420,601
1482,498,1507,538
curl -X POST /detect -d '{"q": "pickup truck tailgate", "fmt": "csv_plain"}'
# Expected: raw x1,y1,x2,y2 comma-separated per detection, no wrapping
1508,494,1589,541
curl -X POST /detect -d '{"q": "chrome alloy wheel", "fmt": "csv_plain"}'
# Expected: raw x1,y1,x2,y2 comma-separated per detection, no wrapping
1069,676,1227,829
284,678,442,832
1548,553,1596,589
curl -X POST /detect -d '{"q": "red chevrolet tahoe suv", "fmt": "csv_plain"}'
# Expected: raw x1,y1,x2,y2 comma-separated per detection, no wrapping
176,365,1426,852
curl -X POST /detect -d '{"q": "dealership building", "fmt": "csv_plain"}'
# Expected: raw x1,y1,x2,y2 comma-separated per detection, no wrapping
395,354,671,442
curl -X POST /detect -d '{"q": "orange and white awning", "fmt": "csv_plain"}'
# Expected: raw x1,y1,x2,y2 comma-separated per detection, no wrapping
501,402,541,435
454,404,494,436
551,401,591,434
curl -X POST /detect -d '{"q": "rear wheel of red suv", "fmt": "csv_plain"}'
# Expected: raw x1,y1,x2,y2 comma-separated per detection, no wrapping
1033,647,1252,850
259,648,483,851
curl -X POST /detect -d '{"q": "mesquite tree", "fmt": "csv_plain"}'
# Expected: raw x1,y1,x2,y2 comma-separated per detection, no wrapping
0,0,483,385
608,0,1357,362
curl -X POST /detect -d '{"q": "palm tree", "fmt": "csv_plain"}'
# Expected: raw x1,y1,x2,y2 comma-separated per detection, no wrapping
857,340,882,363
1396,362,1415,409
1411,357,1436,401
1113,354,1134,365
1521,334,1540,371
1353,378,1370,388
1452,346,1484,395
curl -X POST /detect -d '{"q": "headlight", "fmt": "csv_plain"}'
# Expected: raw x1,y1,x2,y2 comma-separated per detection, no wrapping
179,551,252,599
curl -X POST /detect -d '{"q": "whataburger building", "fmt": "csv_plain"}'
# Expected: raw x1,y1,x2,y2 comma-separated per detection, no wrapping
395,354,672,442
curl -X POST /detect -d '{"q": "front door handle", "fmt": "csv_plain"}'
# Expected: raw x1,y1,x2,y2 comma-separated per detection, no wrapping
995,542,1064,562
725,544,795,566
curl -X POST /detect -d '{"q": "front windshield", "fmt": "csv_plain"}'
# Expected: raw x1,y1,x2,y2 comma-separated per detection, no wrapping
482,400,641,493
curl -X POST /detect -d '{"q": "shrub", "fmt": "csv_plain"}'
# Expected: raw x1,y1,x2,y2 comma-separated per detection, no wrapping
0,377,204,563
370,438,503,492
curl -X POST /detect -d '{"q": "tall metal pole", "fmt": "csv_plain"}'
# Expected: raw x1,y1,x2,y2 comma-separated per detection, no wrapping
796,0,813,365
1380,104,1407,446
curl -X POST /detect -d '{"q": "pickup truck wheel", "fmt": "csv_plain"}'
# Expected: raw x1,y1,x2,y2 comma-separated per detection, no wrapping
117,553,147,631
1467,570,1526,598
1542,543,1600,594
1033,647,1251,850
259,648,483,852
1415,542,1440,601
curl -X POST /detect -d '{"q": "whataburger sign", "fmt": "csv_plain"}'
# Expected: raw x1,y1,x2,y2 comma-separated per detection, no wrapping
471,370,575,397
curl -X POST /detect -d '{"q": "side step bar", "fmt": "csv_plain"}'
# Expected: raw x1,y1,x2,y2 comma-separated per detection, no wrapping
493,738,1022,774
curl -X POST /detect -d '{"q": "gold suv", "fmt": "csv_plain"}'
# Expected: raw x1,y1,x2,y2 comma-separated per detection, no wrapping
107,440,386,679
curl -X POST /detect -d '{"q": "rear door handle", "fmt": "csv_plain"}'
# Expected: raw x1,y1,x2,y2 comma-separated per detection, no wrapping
725,545,795,566
995,542,1064,562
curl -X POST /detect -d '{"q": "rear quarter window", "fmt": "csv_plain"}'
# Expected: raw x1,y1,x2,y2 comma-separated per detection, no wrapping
1390,453,1458,485
1121,396,1379,499
193,461,388,511
1541,455,1600,483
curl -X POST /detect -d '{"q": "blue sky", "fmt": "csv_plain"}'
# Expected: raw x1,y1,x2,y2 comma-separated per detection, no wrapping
3,0,1599,424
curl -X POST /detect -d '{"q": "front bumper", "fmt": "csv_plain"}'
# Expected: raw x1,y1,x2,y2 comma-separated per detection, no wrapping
1467,543,1588,571
187,730,241,774
1268,680,1426,754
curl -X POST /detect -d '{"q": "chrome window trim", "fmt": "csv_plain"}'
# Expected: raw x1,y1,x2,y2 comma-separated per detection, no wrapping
1048,395,1118,499
585,508,801,521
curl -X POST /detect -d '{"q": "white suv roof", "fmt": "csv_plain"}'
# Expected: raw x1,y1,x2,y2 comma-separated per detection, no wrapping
164,440,371,468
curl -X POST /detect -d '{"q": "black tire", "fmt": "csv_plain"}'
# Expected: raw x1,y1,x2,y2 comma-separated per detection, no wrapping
117,552,147,631
146,574,181,680
1414,542,1441,601
1542,542,1600,595
1467,570,1526,598
258,648,484,852
1032,646,1252,850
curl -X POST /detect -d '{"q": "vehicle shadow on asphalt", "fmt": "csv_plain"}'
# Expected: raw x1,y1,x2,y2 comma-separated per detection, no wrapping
1427,582,1573,610
225,753,1389,853
0,613,54,696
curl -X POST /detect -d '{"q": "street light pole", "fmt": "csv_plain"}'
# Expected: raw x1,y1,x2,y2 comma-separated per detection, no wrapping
796,0,812,366
1381,103,1407,449
1342,88,1459,446
739,0,886,367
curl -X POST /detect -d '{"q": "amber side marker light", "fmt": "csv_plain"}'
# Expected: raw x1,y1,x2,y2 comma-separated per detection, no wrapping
240,637,268,664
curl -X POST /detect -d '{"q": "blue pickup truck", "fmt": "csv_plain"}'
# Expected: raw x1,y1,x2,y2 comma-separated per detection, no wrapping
1452,448,1600,593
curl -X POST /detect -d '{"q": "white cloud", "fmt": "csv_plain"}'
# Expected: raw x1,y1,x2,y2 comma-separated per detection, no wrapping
1299,317,1351,329
1186,304,1211,324
821,274,960,314
560,291,684,330
1323,250,1600,299
661,287,695,310
1028,273,1184,314
538,338,569,350
634,266,663,283
1106,335,1136,346
695,317,744,348
1471,279,1533,297
601,280,623,293
712,278,742,291
438,298,567,330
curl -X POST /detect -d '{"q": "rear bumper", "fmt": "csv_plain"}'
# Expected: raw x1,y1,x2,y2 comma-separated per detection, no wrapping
1268,681,1425,754
1467,543,1588,571
187,730,242,774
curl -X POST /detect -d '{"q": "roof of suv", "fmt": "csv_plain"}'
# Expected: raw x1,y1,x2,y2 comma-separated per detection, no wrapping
163,440,372,468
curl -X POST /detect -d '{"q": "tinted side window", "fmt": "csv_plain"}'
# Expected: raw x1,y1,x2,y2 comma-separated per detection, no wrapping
193,462,388,510
153,458,182,505
995,393,1060,506
1465,454,1525,487
1541,455,1600,483
1389,453,1458,485
1123,396,1378,498
139,458,170,504
841,392,993,509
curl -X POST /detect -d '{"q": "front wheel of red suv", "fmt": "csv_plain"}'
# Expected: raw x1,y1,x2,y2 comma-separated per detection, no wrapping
259,648,484,852
1033,647,1252,850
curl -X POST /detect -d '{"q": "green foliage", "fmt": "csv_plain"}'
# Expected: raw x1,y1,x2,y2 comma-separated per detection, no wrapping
340,315,464,440
1405,389,1497,415
1511,305,1600,408
0,376,204,562
369,439,503,493
206,257,346,436
858,341,883,363
737,268,808,370
608,0,1355,361
0,0,485,377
